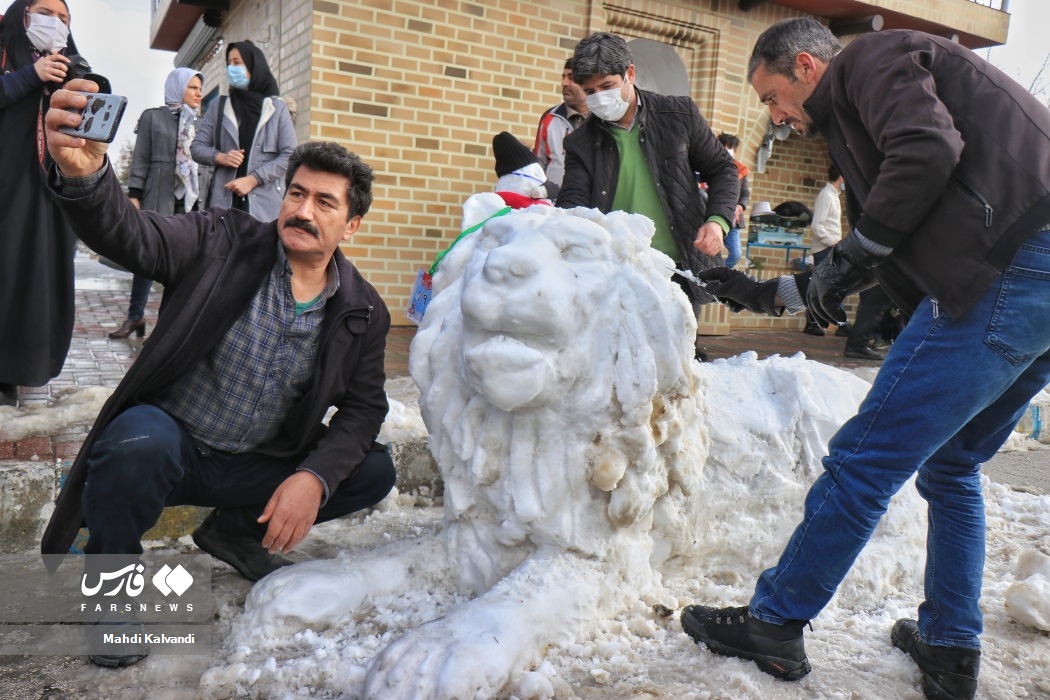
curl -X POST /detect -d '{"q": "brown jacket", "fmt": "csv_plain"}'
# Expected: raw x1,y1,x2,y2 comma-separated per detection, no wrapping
807,30,1050,317
41,166,390,558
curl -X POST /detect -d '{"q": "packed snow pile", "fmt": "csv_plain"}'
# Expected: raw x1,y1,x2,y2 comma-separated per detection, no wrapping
195,203,967,699
0,386,112,441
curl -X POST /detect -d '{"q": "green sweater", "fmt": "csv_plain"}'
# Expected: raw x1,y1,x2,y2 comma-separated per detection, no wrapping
609,123,677,258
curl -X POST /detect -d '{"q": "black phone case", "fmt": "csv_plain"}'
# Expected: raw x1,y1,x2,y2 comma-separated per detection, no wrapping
58,92,127,143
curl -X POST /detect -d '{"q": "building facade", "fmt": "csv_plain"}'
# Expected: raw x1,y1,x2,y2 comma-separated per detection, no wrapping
150,0,1010,331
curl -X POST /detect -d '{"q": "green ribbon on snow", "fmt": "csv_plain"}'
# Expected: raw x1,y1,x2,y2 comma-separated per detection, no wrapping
429,206,513,275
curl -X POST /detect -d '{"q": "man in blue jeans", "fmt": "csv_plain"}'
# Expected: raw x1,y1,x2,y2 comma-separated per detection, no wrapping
682,18,1050,700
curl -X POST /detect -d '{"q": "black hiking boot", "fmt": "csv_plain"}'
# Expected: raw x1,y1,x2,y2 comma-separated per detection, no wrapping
892,619,980,700
681,604,811,680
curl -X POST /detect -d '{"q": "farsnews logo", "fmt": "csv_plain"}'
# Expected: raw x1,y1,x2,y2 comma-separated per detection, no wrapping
81,563,194,597
152,564,194,596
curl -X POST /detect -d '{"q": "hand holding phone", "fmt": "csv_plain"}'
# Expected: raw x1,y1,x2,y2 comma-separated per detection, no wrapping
58,91,127,143
44,79,112,177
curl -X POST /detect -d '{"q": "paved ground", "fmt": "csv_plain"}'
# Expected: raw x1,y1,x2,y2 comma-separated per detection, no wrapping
3,248,1046,495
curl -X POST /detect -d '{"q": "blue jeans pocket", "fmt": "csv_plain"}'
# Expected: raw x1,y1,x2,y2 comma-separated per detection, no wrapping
985,235,1050,365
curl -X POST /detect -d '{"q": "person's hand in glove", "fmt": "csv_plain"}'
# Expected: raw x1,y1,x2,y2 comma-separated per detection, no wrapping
807,230,885,325
697,267,810,317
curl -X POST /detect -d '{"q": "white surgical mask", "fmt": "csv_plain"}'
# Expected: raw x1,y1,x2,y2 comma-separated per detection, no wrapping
586,73,632,122
26,13,69,54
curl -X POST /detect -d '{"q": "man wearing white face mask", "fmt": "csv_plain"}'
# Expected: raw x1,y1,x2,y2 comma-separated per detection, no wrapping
557,32,740,327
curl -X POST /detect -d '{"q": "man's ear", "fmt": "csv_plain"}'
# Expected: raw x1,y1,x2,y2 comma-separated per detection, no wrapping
342,215,362,242
796,52,821,83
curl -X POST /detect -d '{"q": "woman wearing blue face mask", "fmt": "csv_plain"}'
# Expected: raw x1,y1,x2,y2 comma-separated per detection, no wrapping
191,40,296,221
0,0,79,406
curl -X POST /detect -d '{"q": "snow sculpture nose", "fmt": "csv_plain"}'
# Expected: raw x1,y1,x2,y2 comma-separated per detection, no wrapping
481,239,540,287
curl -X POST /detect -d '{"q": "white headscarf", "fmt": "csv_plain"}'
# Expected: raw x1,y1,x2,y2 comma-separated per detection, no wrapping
164,67,203,211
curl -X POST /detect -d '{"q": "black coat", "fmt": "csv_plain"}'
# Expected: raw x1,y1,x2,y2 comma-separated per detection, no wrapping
557,88,740,299
810,30,1050,318
41,166,391,558
0,1,78,386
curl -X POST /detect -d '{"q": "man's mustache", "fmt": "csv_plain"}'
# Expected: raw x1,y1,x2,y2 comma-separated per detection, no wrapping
283,217,320,238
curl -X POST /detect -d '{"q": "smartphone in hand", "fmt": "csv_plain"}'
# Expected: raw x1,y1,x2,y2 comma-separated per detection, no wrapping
58,91,127,143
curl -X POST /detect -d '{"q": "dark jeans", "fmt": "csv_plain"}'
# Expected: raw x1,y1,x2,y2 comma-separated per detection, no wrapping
82,405,396,555
127,275,152,322
805,247,835,327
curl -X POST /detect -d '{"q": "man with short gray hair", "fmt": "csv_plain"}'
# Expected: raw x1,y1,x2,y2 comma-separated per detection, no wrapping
682,17,1050,700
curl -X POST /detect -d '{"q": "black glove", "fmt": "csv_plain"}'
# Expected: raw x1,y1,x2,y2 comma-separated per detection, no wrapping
696,267,782,315
807,233,885,325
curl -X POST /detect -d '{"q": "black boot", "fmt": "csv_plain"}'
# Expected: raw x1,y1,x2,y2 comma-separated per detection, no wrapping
192,509,294,582
844,345,885,360
892,619,980,700
803,322,826,336
681,605,811,680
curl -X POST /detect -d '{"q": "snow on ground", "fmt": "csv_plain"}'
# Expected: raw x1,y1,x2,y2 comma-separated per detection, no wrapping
0,386,112,441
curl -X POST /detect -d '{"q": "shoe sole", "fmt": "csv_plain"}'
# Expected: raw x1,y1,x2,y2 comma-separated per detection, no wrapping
89,652,149,668
682,612,811,681
891,623,972,700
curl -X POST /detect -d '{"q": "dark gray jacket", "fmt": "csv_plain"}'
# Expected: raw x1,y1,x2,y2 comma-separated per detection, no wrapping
127,106,181,215
810,30,1050,318
557,88,739,293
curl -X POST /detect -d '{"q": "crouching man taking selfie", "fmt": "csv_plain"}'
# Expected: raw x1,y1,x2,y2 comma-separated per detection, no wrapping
40,79,396,666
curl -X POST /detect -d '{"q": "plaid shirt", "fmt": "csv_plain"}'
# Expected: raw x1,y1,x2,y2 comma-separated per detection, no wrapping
155,241,339,453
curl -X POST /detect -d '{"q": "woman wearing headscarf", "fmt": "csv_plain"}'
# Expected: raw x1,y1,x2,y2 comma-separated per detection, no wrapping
0,0,78,406
191,40,296,221
108,67,204,339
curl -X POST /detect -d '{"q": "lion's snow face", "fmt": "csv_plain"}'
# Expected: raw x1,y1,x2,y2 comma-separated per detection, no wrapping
459,214,617,411
410,205,706,565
